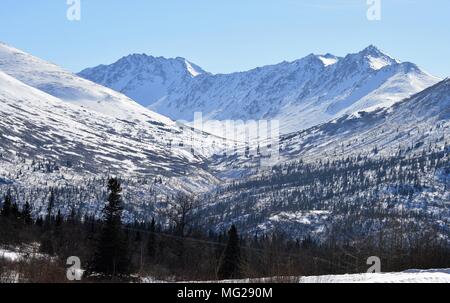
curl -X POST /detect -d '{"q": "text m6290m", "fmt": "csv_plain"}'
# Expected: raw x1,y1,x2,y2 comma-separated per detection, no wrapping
222,288,273,298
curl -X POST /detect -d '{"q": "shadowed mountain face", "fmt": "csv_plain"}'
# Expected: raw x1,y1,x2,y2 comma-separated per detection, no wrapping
79,45,440,134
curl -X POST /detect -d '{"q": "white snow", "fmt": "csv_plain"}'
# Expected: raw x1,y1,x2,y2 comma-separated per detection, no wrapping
185,59,203,77
0,246,50,262
141,269,450,283
79,45,440,135
367,55,392,70
318,56,339,67
0,249,21,262
0,66,228,196
298,269,450,283
0,42,173,125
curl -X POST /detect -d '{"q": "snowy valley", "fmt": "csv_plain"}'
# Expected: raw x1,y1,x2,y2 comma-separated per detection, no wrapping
0,42,449,283
1,42,450,239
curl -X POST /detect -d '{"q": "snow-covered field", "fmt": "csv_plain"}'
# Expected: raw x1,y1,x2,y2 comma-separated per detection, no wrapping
297,269,450,283
152,269,450,283
2,246,448,283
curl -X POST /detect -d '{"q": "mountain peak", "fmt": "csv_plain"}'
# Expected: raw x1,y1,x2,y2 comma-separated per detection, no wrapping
294,53,339,68
102,53,206,78
360,44,384,55
79,46,440,134
345,45,399,70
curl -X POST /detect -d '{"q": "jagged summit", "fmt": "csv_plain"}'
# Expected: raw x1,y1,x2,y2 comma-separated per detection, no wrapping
78,53,207,107
360,44,386,55
78,46,441,135
84,53,206,77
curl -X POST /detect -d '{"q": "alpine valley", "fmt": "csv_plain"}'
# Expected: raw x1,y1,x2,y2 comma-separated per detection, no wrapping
1,42,449,244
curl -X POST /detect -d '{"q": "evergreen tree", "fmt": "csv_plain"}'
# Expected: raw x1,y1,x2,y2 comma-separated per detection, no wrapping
35,216,44,227
134,231,142,243
1,191,12,217
46,190,55,226
92,178,130,277
217,225,241,280
22,201,33,225
11,203,20,220
55,210,63,227
147,218,156,259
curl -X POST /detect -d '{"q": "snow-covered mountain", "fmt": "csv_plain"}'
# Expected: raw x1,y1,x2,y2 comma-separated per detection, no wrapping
201,78,450,239
0,42,233,199
214,77,450,171
0,69,224,190
0,42,171,124
277,77,450,162
79,45,441,134
78,54,206,108
1,41,448,240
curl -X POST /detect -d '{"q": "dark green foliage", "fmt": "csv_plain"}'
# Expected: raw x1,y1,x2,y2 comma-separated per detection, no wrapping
55,210,63,227
46,190,55,227
11,203,20,220
22,201,33,225
147,218,156,259
1,191,12,217
91,178,131,277
217,225,241,280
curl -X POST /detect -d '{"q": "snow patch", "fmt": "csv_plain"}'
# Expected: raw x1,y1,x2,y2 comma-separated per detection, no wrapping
318,56,339,67
185,60,203,77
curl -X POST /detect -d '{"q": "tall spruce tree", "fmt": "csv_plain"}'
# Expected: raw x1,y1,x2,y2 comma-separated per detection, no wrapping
92,178,130,277
1,191,12,217
46,190,55,226
22,201,33,225
147,218,156,259
217,225,241,280
55,210,63,227
11,203,20,220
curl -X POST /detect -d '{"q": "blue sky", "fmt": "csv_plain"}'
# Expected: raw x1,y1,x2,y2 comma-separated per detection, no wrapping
0,0,449,77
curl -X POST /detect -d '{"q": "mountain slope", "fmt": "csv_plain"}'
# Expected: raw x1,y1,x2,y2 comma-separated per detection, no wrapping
79,46,440,134
214,78,450,171
0,68,227,197
201,79,450,239
278,78,450,162
0,42,171,124
79,54,206,108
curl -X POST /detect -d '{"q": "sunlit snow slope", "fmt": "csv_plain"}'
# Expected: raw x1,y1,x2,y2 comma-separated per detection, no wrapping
0,42,171,124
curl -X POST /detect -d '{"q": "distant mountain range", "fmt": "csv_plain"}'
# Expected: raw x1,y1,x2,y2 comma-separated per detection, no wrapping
79,45,441,134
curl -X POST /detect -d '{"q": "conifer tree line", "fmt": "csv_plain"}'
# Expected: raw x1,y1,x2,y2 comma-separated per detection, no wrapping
1,177,449,282
200,147,450,243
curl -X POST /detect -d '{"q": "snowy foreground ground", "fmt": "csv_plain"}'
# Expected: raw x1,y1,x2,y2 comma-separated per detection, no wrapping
142,269,450,284
2,248,449,283
0,247,47,262
288,269,450,283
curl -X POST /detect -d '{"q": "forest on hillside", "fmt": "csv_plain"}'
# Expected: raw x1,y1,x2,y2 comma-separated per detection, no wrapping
1,145,450,282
